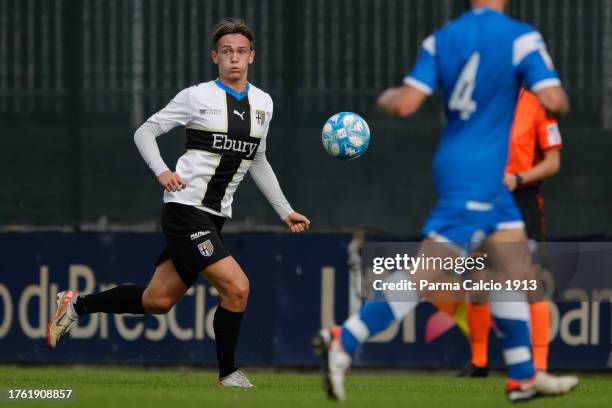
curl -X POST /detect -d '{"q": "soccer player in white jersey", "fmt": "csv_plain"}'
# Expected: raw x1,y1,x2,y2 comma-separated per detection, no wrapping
47,18,310,388
315,0,578,402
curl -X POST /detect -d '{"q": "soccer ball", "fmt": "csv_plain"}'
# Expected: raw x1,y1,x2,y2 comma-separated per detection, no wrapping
321,112,371,160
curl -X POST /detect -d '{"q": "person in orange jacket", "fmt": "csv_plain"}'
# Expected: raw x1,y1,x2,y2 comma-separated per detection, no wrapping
459,88,563,377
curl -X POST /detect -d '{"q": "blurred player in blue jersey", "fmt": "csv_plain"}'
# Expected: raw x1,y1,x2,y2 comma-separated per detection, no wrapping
315,0,578,402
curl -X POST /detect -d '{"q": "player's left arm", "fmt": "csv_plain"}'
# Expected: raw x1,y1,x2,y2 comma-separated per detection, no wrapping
249,97,310,233
249,150,310,233
377,34,436,117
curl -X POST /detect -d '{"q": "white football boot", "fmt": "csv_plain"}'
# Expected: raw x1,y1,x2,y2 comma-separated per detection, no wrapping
217,370,255,388
507,370,579,402
313,327,352,401
47,290,79,348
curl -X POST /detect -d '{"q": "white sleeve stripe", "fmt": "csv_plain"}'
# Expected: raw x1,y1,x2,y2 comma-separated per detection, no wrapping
403,77,434,95
513,31,544,66
531,78,562,92
422,34,436,56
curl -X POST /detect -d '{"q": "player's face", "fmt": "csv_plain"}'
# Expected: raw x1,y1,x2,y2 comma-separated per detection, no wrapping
212,34,254,83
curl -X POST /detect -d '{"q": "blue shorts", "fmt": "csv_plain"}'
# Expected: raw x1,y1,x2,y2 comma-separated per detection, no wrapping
422,188,524,254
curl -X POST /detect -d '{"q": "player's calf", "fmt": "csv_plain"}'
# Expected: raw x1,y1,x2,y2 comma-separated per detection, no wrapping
141,291,175,314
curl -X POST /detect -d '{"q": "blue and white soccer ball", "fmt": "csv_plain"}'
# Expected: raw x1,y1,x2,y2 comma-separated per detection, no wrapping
321,112,371,160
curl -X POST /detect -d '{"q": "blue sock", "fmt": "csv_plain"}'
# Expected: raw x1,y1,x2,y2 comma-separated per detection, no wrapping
491,301,535,381
340,273,418,354
341,300,396,354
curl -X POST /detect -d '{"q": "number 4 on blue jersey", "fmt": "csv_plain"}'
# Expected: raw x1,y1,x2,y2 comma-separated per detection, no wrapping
403,7,562,200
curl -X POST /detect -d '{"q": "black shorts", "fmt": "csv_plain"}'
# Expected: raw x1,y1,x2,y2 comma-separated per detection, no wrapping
156,202,230,287
513,185,545,241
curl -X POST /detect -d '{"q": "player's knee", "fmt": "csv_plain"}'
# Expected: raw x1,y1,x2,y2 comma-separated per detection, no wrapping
142,292,175,314
150,297,175,314
225,279,250,308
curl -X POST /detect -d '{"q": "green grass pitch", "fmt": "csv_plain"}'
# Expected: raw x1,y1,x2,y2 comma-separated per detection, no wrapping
1,367,610,407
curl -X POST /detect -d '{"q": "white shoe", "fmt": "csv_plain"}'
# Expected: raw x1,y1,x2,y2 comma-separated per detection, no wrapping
534,371,579,395
47,290,79,348
217,370,255,388
313,327,351,401
507,370,579,402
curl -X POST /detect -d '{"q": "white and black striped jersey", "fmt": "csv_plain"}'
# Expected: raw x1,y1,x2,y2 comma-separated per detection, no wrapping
146,80,275,218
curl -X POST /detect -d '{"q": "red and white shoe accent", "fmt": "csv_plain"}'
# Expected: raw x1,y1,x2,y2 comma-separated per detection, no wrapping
313,326,352,401
506,370,579,402
47,290,79,348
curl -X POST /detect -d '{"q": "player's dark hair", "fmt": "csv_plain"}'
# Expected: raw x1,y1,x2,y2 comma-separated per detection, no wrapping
211,18,254,50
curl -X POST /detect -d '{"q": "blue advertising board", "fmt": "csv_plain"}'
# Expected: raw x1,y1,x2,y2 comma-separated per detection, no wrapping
0,233,610,370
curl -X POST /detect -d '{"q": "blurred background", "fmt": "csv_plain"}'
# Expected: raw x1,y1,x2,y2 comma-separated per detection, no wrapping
1,0,611,237
1,0,611,372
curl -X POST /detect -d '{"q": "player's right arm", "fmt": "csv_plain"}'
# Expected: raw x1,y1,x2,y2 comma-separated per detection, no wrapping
134,88,192,192
377,86,429,117
514,29,569,117
377,34,437,117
